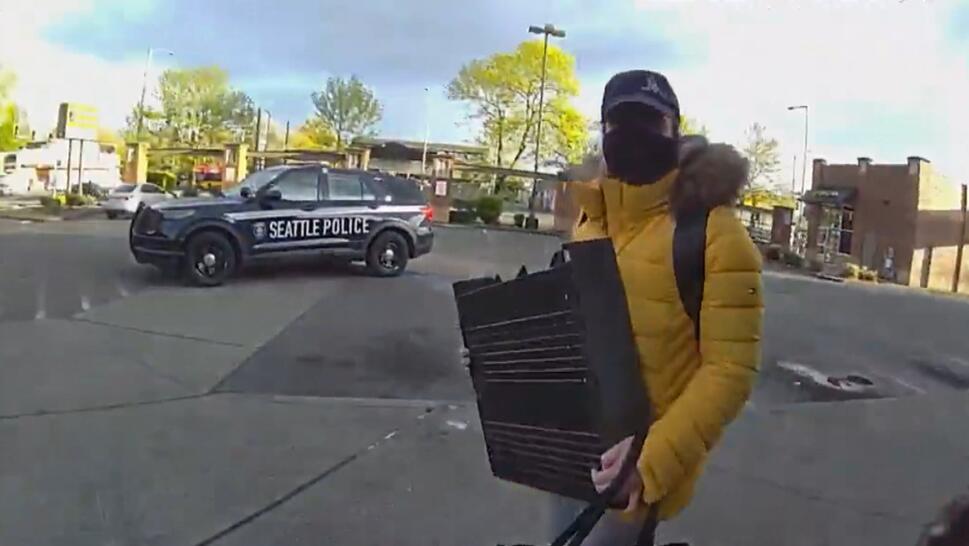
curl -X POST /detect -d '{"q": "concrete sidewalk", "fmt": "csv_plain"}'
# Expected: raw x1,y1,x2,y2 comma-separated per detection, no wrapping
180,392,969,546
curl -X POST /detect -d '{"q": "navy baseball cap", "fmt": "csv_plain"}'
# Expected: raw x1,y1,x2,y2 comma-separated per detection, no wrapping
601,70,680,121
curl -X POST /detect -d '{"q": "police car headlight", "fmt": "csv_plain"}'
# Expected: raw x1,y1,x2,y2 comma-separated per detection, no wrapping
161,209,196,220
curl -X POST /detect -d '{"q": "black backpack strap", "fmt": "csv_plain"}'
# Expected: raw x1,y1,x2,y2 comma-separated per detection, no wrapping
673,209,709,341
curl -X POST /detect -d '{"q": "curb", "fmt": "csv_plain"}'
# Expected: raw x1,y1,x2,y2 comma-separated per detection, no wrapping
432,222,565,238
0,211,59,223
0,206,103,223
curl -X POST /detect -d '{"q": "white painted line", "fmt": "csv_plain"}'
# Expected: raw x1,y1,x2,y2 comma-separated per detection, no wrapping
34,282,47,320
80,295,91,312
776,361,830,385
445,420,468,430
117,283,130,298
890,376,926,394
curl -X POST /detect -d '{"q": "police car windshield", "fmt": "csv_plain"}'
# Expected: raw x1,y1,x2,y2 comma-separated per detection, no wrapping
224,167,286,196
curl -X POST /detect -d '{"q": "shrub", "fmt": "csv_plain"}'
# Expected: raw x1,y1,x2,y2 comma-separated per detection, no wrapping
858,269,878,282
475,196,503,225
39,195,62,210
448,209,477,224
147,170,177,191
781,250,805,268
65,193,96,207
765,245,782,262
843,263,861,279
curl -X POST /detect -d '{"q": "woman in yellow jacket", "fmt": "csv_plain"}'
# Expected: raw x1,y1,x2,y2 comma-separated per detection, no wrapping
551,70,763,544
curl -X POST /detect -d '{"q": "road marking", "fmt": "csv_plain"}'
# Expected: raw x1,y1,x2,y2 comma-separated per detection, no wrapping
80,294,91,312
34,282,47,320
116,282,130,298
776,361,830,385
890,376,926,394
445,419,468,430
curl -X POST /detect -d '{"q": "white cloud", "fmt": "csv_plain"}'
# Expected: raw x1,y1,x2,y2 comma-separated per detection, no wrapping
0,0,173,135
621,0,969,186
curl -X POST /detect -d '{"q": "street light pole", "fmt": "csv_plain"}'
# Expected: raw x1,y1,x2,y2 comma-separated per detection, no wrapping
787,104,809,254
421,86,431,177
788,105,809,194
136,47,174,140
526,23,566,228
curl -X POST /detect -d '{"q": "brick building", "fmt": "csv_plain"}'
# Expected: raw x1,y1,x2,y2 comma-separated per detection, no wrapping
803,156,967,290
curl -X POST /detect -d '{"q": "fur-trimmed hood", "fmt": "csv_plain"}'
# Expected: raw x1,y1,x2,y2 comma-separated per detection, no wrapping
670,135,749,216
564,135,749,218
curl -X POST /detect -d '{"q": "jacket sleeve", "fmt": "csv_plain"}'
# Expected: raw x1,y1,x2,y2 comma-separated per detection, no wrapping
570,180,608,241
637,207,764,504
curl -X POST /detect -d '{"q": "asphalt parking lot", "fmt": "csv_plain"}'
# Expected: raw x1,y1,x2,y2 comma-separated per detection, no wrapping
2,217,969,545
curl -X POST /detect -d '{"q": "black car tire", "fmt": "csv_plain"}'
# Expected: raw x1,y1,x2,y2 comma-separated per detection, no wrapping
184,231,237,287
106,211,118,220
365,231,409,277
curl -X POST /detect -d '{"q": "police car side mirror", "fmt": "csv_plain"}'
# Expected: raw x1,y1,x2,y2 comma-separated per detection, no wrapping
239,186,253,199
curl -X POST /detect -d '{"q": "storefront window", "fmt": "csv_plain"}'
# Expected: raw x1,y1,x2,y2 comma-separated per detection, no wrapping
817,206,855,259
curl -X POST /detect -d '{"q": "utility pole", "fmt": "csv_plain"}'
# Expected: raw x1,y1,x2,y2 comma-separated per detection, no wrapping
791,154,797,194
65,139,73,194
265,111,272,150
136,47,174,139
954,184,967,293
284,121,290,149
254,108,262,171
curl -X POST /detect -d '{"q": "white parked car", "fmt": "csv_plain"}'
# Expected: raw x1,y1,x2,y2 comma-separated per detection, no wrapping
103,183,174,219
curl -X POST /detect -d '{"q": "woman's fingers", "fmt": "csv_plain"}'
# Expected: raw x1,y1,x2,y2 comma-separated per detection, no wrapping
591,464,618,492
624,479,642,512
600,435,633,469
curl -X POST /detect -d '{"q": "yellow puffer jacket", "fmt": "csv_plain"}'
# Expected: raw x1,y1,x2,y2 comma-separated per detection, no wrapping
572,143,763,520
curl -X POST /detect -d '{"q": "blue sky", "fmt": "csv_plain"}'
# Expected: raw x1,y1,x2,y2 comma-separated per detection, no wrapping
3,0,969,186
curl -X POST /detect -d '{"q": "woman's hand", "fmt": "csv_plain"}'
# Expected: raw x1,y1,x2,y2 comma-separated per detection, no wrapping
590,435,644,512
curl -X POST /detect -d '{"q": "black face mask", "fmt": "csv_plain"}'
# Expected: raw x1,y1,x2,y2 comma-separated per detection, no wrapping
602,126,678,185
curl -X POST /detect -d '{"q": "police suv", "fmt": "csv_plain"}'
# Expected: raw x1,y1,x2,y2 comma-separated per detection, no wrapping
128,165,434,286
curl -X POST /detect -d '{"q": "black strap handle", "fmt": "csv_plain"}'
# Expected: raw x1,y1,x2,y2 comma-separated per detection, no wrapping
549,426,656,546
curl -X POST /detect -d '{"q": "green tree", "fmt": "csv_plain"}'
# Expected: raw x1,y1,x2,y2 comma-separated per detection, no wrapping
448,40,587,175
742,123,780,188
97,127,126,163
0,68,24,151
289,117,338,150
679,116,708,137
126,66,257,147
310,76,382,149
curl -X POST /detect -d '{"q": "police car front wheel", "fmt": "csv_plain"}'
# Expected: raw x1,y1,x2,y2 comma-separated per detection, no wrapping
184,231,238,286
366,231,409,277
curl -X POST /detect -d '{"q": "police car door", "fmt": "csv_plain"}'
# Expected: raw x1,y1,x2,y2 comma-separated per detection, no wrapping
318,170,377,252
249,166,326,253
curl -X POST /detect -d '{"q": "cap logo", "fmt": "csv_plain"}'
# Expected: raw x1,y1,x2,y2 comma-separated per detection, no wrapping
641,76,675,104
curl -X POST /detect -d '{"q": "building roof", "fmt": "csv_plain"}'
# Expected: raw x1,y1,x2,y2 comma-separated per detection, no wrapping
352,137,488,156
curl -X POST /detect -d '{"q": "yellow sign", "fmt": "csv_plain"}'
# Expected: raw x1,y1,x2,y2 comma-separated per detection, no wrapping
56,103,99,140
741,189,796,210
